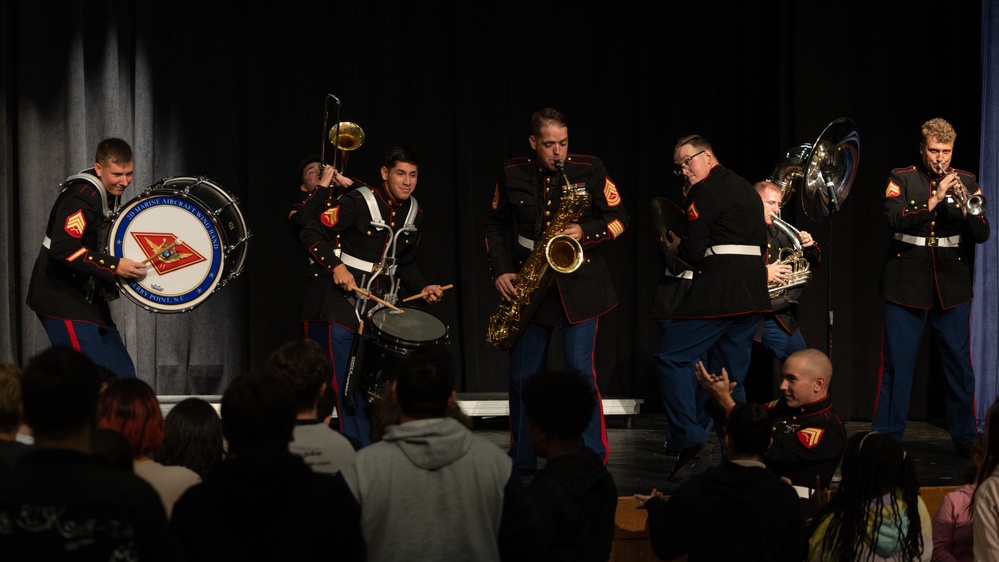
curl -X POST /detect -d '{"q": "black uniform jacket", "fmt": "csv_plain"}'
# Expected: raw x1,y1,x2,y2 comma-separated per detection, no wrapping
299,181,428,331
484,154,629,325
765,224,821,334
754,393,845,489
671,165,771,318
27,171,121,326
880,163,989,309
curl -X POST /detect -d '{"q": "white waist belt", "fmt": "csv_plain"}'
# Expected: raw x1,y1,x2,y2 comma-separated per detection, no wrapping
340,252,380,273
666,268,694,279
42,236,51,249
517,234,534,250
894,233,960,248
704,244,760,258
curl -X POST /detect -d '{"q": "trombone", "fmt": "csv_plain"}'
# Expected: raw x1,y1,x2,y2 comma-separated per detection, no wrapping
322,95,365,177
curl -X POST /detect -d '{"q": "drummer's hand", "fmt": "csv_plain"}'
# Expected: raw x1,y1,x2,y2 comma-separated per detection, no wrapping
421,284,444,304
495,273,518,301
115,258,147,279
332,264,357,291
665,230,681,253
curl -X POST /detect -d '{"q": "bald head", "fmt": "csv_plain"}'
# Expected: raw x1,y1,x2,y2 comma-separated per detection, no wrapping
780,348,832,408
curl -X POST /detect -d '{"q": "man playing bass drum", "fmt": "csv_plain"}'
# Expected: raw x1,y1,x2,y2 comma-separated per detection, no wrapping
484,107,628,474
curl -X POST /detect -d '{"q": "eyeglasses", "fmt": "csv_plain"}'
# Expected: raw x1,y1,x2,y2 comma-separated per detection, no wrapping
673,150,706,176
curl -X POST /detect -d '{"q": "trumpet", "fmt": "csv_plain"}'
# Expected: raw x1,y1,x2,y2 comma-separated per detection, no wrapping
937,162,986,216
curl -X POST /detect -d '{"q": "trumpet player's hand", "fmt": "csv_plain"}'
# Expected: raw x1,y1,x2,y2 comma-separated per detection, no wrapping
559,223,583,241
767,262,793,284
115,258,147,280
496,273,518,301
331,170,354,190
799,230,815,248
319,164,336,188
332,263,357,292
421,284,444,304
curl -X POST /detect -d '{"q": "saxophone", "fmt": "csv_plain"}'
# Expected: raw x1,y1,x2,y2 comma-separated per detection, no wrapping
486,160,590,350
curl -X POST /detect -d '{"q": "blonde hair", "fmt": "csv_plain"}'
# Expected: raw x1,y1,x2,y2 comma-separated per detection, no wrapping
921,118,956,145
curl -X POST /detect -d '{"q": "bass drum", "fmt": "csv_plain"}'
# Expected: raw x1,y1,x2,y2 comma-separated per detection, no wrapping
108,176,250,313
359,306,449,402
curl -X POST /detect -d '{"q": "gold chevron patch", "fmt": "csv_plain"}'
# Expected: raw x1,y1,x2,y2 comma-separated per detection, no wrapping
885,181,901,199
491,182,500,210
64,210,86,238
604,179,621,207
797,427,825,448
321,206,340,228
607,219,625,239
686,201,699,221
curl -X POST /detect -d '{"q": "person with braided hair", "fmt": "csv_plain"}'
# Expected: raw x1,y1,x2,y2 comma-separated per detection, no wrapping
807,431,932,562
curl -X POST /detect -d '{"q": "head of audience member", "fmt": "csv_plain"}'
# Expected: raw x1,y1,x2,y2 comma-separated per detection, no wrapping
779,348,832,408
920,117,957,173
523,369,594,459
264,338,328,418
159,397,224,480
297,154,323,195
93,137,134,197
976,398,999,488
96,365,119,393
754,180,782,225
724,402,772,461
529,107,569,172
962,432,987,485
393,345,456,422
813,431,923,561
20,346,102,448
97,379,165,461
91,428,135,472
673,135,717,185
381,146,420,204
221,371,297,459
0,363,23,440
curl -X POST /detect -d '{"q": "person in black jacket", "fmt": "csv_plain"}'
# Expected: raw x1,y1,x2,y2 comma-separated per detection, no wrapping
524,368,617,562
484,107,629,473
26,138,147,379
636,402,806,562
874,117,989,455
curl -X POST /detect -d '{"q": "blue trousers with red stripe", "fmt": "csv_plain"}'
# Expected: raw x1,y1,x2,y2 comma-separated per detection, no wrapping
38,315,136,379
873,301,978,449
507,317,607,471
305,321,370,448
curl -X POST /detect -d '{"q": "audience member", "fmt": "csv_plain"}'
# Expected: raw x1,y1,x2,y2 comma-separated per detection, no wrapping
369,373,474,443
0,346,181,560
973,399,999,561
807,431,931,561
523,368,617,562
636,402,806,561
98,378,201,519
0,362,30,466
698,347,846,489
91,427,135,472
265,338,357,473
159,397,224,480
334,344,538,561
933,433,985,562
170,371,360,561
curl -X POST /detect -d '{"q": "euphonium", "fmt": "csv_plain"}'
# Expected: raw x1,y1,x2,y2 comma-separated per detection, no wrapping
768,213,812,297
486,160,589,350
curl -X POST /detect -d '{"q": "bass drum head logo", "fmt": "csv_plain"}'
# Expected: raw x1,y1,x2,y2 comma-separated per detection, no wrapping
109,191,226,312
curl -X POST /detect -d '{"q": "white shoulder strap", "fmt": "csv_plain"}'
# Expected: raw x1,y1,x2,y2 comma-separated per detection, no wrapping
357,186,386,230
63,171,117,218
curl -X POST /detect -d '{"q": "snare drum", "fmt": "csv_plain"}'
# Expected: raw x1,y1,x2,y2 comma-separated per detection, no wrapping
108,176,250,313
359,307,449,401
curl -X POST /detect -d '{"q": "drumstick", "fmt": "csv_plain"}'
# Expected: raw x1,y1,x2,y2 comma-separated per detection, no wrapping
141,240,181,265
402,284,454,302
352,287,405,313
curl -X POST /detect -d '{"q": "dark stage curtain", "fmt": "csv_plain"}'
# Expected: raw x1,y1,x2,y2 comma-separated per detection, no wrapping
0,0,990,421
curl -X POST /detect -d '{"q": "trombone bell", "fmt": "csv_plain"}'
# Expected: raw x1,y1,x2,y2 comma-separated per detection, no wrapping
329,122,365,151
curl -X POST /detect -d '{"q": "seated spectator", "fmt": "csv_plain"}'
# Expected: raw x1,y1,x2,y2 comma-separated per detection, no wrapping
0,346,181,560
933,433,985,562
637,402,806,561
98,378,201,519
697,347,847,490
335,344,538,561
158,397,224,480
91,427,135,472
523,368,617,562
0,362,30,466
973,398,999,561
170,371,360,561
265,338,355,473
807,431,931,561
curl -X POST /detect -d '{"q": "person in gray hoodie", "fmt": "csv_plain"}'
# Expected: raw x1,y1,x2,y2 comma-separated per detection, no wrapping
334,344,539,561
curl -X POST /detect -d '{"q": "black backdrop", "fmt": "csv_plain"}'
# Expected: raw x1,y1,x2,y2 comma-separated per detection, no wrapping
2,0,983,422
